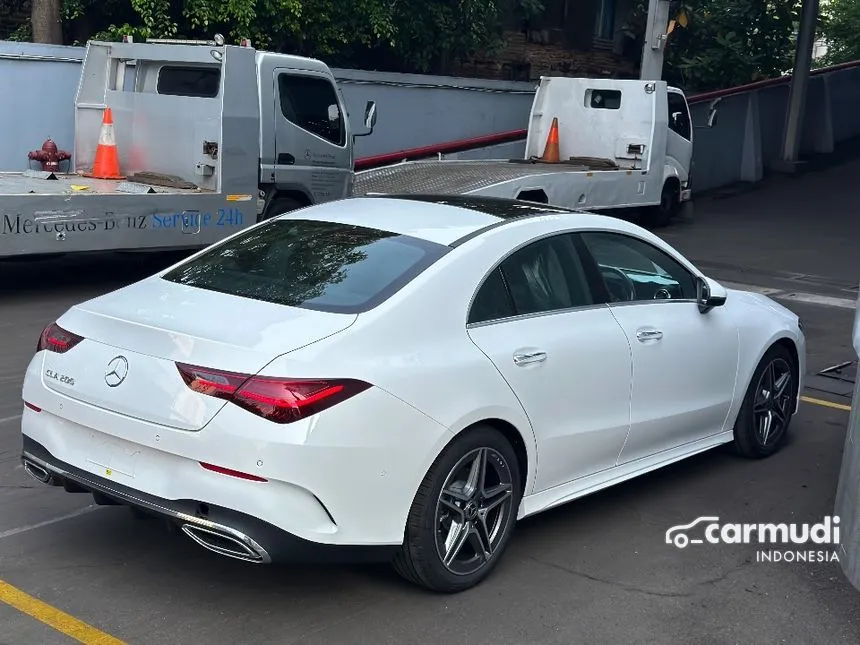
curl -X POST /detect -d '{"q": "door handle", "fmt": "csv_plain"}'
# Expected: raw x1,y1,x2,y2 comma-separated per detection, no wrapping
513,351,547,365
636,329,663,342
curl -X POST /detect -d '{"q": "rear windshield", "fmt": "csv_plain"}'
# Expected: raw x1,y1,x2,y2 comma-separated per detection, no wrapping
161,219,450,313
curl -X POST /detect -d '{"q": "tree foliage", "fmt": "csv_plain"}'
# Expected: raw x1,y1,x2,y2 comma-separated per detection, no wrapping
625,0,803,92
820,0,860,66
3,0,838,94
47,0,542,74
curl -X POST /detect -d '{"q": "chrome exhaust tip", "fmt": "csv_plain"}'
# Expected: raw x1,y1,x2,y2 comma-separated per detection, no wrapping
180,524,268,563
23,459,52,484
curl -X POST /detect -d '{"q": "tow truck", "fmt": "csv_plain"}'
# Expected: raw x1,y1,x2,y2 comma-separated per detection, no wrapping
0,35,377,259
354,76,703,227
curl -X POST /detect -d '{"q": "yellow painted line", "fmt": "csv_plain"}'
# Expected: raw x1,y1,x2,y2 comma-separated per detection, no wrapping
0,579,125,644
801,395,852,412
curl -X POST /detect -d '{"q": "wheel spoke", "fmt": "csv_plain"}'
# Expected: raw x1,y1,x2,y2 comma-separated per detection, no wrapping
774,370,791,399
472,518,493,561
438,493,465,520
778,393,794,419
759,410,773,444
773,399,789,426
767,362,777,392
442,521,471,567
481,483,513,514
464,448,487,498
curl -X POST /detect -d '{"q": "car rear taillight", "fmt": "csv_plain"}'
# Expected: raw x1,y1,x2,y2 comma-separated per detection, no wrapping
175,363,371,424
37,322,84,354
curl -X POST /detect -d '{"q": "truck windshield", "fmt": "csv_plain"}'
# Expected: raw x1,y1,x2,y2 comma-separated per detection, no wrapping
161,219,450,313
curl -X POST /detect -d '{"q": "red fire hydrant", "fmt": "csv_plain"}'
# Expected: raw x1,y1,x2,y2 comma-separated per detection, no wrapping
28,138,71,173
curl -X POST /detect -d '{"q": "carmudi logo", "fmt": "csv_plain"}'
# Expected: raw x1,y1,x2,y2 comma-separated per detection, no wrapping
665,516,841,563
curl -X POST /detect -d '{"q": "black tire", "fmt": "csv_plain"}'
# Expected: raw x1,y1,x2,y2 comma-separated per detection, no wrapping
259,196,304,222
393,425,522,593
732,343,798,459
642,181,679,228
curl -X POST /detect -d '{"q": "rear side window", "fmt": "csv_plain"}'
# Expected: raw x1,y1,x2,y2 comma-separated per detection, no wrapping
469,268,515,324
157,66,220,98
587,89,621,109
161,219,450,313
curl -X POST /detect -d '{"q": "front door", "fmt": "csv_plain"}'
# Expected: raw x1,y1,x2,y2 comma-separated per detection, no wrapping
466,232,633,493
666,90,693,185
577,230,739,465
272,69,352,203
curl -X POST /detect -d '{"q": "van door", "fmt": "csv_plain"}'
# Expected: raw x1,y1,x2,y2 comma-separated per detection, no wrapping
272,69,352,204
666,90,693,188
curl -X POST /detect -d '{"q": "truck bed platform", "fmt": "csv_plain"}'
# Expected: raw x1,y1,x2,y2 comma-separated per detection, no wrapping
0,171,212,196
353,159,602,196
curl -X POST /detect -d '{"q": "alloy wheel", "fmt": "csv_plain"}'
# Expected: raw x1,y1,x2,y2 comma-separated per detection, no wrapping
434,447,514,576
753,357,793,447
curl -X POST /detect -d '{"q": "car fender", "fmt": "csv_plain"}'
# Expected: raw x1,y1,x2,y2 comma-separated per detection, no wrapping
723,289,805,428
444,401,539,502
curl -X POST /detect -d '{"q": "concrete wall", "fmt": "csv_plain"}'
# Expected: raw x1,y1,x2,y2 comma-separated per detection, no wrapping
3,39,860,195
0,42,85,173
0,40,536,171
686,65,860,191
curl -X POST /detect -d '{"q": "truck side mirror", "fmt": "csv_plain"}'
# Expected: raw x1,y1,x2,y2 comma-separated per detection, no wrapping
707,99,719,128
696,97,721,129
364,101,377,131
354,101,377,138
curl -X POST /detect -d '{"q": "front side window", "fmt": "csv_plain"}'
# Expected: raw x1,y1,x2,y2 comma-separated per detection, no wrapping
667,91,692,140
580,231,697,303
162,219,449,313
278,74,345,146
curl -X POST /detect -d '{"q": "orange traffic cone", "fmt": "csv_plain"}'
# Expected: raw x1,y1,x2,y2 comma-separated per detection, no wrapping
540,117,561,163
82,107,125,180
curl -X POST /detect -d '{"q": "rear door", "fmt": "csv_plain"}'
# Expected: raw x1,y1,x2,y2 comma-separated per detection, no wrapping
466,232,633,493
272,69,352,203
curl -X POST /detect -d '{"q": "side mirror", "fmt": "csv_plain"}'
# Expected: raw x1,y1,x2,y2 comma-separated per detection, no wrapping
364,100,377,129
697,276,727,313
695,97,721,130
354,100,377,138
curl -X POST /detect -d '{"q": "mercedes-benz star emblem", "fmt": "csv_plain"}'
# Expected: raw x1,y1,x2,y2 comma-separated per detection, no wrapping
105,356,129,387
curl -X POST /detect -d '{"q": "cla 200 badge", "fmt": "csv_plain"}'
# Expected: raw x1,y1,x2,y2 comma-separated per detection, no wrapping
45,369,74,386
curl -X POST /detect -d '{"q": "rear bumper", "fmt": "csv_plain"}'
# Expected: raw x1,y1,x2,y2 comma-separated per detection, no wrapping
21,435,399,565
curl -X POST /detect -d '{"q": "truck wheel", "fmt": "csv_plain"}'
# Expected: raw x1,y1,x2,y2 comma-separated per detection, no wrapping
642,182,679,228
259,196,304,222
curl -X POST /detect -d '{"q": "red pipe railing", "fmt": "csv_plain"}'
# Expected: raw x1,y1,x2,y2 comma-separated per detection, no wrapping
353,58,860,171
354,129,528,170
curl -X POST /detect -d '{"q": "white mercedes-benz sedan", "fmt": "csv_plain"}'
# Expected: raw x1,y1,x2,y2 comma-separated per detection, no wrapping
20,194,805,593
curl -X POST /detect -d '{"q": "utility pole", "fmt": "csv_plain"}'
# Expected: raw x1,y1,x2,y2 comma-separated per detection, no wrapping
640,0,672,80
777,0,821,171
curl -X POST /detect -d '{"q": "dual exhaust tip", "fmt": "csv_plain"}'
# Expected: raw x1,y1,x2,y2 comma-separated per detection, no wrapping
22,457,270,564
